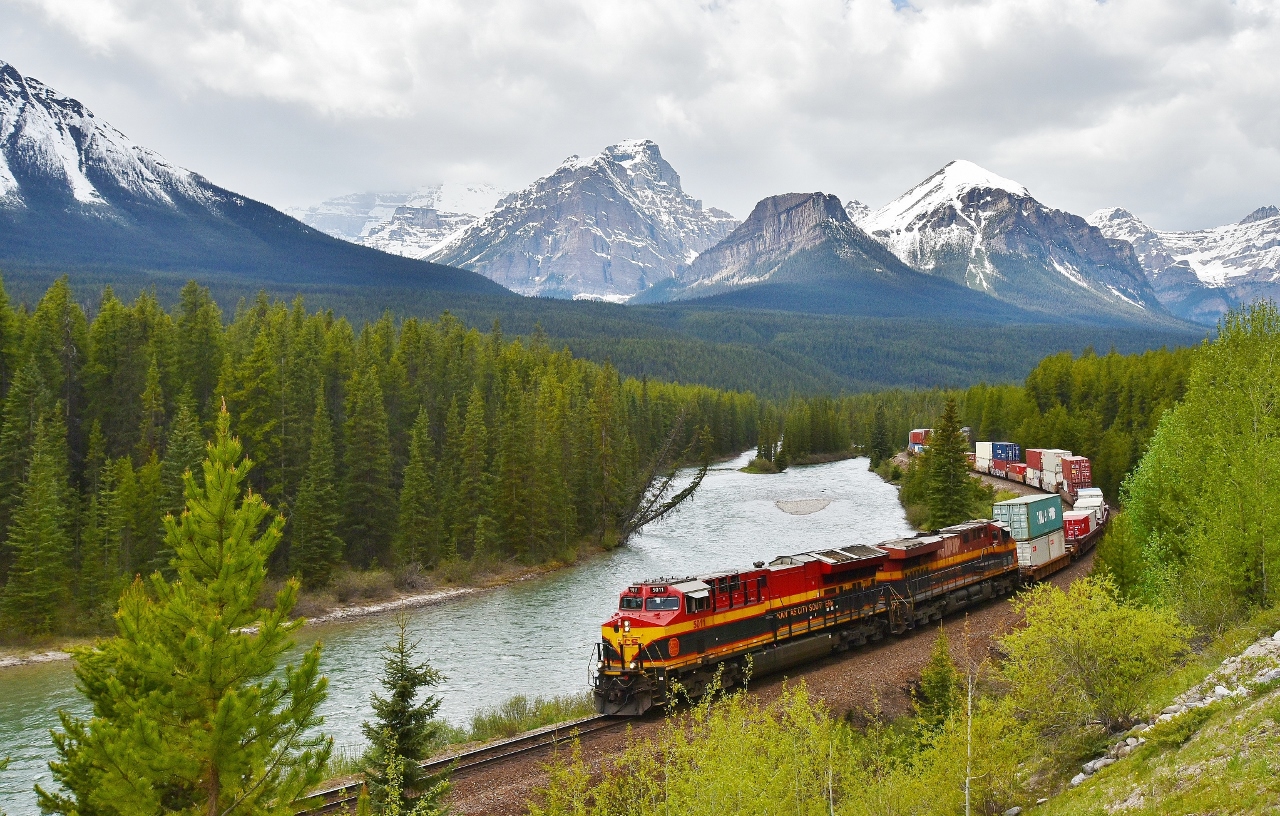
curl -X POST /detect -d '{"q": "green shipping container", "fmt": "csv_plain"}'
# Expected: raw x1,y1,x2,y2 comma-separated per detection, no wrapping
992,494,1063,541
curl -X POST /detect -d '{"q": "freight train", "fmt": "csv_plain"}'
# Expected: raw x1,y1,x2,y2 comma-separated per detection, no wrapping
592,492,1105,716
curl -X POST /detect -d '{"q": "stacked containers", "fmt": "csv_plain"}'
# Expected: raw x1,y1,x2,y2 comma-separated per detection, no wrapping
1061,456,1092,491
991,459,1008,478
975,441,992,473
1007,463,1028,482
1074,488,1106,526
993,494,1066,568
965,452,976,468
1039,449,1072,491
908,429,932,455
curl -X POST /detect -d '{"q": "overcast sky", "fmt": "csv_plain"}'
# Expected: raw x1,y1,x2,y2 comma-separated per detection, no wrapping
3,0,1278,230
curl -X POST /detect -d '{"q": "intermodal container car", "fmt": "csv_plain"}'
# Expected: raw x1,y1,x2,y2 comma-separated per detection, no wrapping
1016,529,1066,568
993,494,1063,541
1061,456,1092,490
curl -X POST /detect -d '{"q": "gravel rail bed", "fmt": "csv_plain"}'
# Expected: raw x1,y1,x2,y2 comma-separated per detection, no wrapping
446,553,1095,815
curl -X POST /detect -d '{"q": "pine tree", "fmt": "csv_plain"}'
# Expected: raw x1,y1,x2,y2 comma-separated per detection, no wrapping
135,353,166,462
926,397,972,528
915,625,960,730
869,403,892,469
0,418,72,635
160,396,206,516
292,392,344,588
174,281,224,421
343,367,395,567
360,618,449,813
395,409,441,568
0,361,53,547
39,408,331,816
452,385,491,558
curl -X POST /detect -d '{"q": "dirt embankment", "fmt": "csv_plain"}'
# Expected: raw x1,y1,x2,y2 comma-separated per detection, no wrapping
447,554,1096,816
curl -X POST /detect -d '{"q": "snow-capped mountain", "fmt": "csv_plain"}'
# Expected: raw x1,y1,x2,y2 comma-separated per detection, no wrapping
1088,206,1280,324
288,182,507,260
0,59,503,298
428,140,738,301
0,59,212,212
860,161,1163,319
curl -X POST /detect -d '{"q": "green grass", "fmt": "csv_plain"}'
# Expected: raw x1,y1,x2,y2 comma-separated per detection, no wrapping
464,693,595,743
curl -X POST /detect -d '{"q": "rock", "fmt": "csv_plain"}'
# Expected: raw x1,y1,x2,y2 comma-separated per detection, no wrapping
1118,745,1132,757
1162,704,1185,715
1037,798,1049,805
1158,713,1174,723
1083,757,1116,774
1129,723,1149,735
1070,773,1088,787
1272,629,1280,641
1127,737,1139,746
1004,808,1023,816
1213,685,1231,698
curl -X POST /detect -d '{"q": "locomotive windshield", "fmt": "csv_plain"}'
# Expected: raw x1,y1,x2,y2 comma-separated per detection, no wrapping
619,596,643,610
644,596,680,611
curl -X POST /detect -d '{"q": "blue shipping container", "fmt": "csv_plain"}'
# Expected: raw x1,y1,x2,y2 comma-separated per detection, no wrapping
991,442,1021,463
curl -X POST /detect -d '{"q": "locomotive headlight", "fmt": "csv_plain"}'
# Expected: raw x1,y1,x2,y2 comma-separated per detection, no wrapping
623,620,630,633
597,660,604,669
628,661,637,669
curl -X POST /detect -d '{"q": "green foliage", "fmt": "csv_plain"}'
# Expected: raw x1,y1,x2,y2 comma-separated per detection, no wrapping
159,397,206,516
925,397,972,528
38,409,331,816
915,626,960,730
1000,576,1191,735
867,402,892,468
395,410,440,568
1141,702,1218,750
343,367,396,568
0,417,71,635
360,618,449,813
1121,302,1280,630
465,692,595,742
291,392,344,588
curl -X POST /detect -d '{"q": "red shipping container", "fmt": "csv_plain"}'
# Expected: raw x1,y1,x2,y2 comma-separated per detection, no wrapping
1061,455,1092,489
990,458,1008,478
1007,463,1028,480
1063,510,1094,539
909,429,932,445
1026,449,1045,470
965,452,976,465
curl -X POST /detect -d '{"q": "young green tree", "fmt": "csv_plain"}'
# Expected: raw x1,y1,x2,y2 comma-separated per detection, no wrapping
38,408,331,816
160,397,207,516
0,361,53,546
291,392,344,588
360,618,449,813
915,625,960,730
868,403,892,469
1000,575,1190,735
174,281,225,421
343,367,395,567
0,417,72,635
925,397,972,528
451,385,491,558
395,408,441,568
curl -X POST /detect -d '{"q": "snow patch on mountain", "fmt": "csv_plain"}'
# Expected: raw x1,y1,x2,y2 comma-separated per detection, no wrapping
0,59,210,211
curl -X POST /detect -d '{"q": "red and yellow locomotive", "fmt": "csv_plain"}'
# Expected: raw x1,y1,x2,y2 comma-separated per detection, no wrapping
593,520,1019,715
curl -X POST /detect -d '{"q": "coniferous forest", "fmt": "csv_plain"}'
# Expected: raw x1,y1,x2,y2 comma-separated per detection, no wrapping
0,276,760,640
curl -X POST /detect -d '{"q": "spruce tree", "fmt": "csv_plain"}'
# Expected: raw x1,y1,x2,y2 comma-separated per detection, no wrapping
160,396,206,516
0,361,53,547
869,403,892,469
452,385,491,558
926,397,972,528
292,391,344,588
343,367,395,567
915,625,960,730
360,618,449,813
395,408,441,568
134,353,166,462
39,408,331,816
0,418,72,635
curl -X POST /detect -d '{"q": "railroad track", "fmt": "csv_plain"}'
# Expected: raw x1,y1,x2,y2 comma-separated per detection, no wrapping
299,714,629,815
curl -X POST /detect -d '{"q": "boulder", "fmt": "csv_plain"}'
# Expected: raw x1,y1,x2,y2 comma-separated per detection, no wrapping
1070,773,1088,787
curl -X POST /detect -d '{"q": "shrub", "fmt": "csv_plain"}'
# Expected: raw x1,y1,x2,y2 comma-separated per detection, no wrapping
466,693,594,742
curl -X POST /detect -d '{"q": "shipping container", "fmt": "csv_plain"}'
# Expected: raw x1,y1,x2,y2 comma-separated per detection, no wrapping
990,458,1008,478
965,452,976,466
1076,487,1104,502
909,429,932,445
975,457,991,473
993,494,1063,541
1042,449,1072,475
1063,510,1094,539
1007,463,1028,481
1039,469,1059,491
1026,448,1045,470
991,442,1021,463
976,441,993,459
1024,469,1041,489
1016,529,1066,568
1061,456,1092,490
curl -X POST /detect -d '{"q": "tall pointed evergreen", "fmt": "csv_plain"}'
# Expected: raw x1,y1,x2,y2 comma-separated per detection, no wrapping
452,385,491,558
360,619,449,813
926,396,972,528
39,407,331,816
292,390,344,587
343,366,395,567
135,353,166,462
395,408,441,568
869,403,892,469
0,361,53,552
0,418,72,635
160,396,206,516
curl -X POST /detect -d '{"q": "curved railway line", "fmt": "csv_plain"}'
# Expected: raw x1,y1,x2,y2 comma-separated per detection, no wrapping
299,715,631,815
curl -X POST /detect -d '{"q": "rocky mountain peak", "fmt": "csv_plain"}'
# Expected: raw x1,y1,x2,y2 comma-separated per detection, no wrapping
1241,205,1280,225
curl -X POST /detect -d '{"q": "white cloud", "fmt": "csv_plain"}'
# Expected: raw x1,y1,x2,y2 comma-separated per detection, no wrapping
6,0,1280,229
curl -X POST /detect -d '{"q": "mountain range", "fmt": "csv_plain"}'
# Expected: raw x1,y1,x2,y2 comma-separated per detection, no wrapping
0,59,504,299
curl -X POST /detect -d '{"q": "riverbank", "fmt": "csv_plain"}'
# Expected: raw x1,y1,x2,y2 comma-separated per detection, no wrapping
0,545,613,671
740,449,860,474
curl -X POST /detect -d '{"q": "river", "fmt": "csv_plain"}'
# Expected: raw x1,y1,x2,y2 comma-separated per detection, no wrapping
0,451,911,814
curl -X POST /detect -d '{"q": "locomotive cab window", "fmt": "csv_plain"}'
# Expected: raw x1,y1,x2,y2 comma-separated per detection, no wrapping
685,594,710,614
619,596,642,610
645,596,680,612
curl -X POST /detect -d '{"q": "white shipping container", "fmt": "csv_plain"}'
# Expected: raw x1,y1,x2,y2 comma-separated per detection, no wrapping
1017,529,1066,568
1040,469,1060,491
1042,449,1072,475
975,457,991,473
1025,470,1041,489
976,442,993,459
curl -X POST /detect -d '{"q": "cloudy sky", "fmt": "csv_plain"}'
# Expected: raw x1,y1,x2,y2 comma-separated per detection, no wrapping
2,0,1278,229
